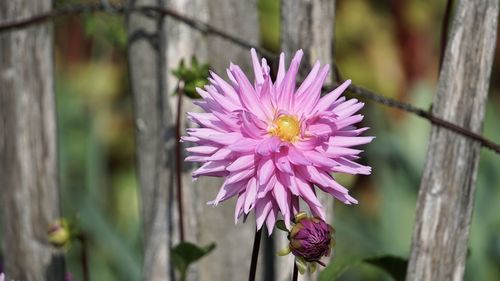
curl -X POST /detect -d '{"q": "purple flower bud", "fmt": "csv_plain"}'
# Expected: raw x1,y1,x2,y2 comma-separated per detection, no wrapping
288,216,334,263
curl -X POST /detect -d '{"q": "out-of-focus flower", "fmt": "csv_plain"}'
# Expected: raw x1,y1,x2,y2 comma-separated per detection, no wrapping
278,212,335,274
184,49,373,233
0,272,4,281
65,272,75,281
47,218,71,248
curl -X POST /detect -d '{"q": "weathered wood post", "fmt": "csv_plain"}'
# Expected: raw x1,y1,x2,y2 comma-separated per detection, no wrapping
128,0,261,280
406,0,498,280
126,0,176,280
165,1,263,280
0,0,65,280
280,0,336,280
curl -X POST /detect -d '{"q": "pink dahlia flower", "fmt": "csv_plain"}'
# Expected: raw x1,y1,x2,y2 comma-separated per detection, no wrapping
184,49,373,233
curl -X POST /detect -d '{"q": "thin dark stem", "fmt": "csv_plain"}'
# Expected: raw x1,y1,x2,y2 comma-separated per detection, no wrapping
248,229,262,281
0,3,497,153
292,261,298,281
175,84,185,242
439,0,455,70
78,234,90,281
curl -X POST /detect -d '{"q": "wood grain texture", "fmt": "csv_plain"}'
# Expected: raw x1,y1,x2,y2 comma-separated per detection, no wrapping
406,0,498,280
126,0,176,280
0,0,64,280
163,1,208,280
280,1,335,280
199,1,263,280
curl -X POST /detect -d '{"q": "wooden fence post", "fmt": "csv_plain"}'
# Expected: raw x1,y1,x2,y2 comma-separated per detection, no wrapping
163,1,209,281
280,0,335,280
126,0,176,280
164,1,262,280
406,0,498,280
129,0,261,280
0,0,64,280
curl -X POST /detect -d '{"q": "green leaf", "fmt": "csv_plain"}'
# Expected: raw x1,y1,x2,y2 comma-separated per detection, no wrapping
364,255,408,281
275,220,288,232
171,56,210,99
318,255,363,281
171,242,216,280
318,255,408,281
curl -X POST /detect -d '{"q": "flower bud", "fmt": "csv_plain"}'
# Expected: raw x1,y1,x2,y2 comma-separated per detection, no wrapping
47,219,71,248
288,212,335,264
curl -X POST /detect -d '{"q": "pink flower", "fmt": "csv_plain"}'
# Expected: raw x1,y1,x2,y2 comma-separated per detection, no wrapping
184,49,373,233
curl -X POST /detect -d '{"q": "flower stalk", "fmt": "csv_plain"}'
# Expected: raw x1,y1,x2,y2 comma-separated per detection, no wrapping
248,228,262,281
175,83,185,242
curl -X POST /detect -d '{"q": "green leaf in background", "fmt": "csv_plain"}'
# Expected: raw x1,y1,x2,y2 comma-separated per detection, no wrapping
318,255,408,281
171,242,216,281
172,57,210,99
364,255,408,281
318,255,363,281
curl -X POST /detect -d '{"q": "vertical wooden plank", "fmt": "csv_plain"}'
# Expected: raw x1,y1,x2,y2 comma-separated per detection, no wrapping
406,0,498,280
280,0,335,280
126,0,175,280
163,1,209,280
0,0,64,280
196,1,263,280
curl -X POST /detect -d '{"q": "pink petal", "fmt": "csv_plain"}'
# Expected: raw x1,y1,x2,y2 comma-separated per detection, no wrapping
277,50,303,110
211,181,245,205
255,195,273,230
287,146,311,165
315,80,351,113
227,138,259,153
244,177,258,213
272,181,291,228
295,60,321,97
258,175,277,199
295,176,322,207
336,114,364,130
275,53,286,88
329,136,375,147
186,146,219,155
207,148,234,161
234,193,245,223
266,204,278,234
251,48,265,85
333,101,365,118
256,137,281,156
210,71,240,104
192,161,229,178
257,157,275,187
303,150,337,168
226,154,255,172
294,137,319,151
225,169,255,185
230,65,267,119
295,65,330,116
274,151,294,174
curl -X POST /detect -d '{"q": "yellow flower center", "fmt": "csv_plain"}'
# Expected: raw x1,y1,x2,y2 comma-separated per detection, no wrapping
270,115,301,142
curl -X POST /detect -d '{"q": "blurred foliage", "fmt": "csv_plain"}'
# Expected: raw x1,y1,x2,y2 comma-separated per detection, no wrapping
27,0,498,280
319,255,407,281
172,57,210,99
83,14,127,50
171,242,216,281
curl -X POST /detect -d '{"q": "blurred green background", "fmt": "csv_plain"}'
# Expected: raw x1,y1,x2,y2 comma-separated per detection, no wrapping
40,0,500,280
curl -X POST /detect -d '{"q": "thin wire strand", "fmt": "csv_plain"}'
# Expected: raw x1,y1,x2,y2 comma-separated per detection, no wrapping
0,3,497,153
